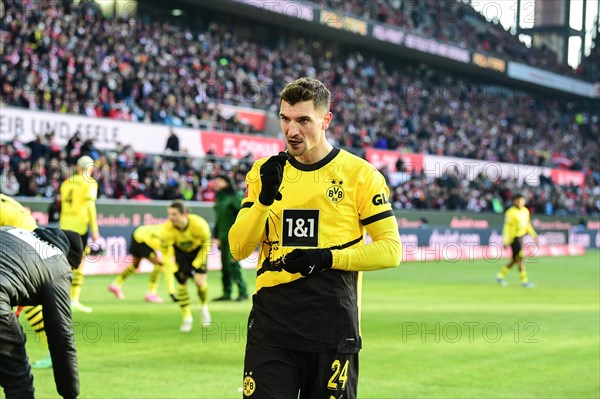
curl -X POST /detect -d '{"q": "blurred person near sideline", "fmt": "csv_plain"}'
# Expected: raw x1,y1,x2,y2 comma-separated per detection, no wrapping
161,201,212,332
212,175,249,302
108,223,176,303
229,77,402,398
0,194,53,369
496,194,538,288
0,226,84,399
59,156,101,313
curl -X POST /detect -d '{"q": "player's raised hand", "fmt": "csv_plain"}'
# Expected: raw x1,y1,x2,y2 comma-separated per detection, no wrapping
258,152,289,206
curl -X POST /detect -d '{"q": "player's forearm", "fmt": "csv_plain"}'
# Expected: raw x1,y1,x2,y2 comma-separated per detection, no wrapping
88,202,99,234
502,224,511,244
332,235,401,272
229,203,269,260
192,240,212,268
43,279,80,399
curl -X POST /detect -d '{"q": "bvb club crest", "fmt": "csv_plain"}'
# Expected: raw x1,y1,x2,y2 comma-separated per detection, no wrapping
243,372,256,396
326,180,344,204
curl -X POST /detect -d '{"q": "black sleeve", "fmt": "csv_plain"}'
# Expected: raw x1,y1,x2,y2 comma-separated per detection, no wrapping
40,273,79,399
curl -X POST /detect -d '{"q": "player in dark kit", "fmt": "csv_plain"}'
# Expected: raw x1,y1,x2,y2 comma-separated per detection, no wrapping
229,77,402,399
0,226,84,399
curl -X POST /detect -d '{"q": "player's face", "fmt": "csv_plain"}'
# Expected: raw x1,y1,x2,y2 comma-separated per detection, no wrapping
167,208,187,229
515,198,526,208
214,177,227,191
279,100,332,159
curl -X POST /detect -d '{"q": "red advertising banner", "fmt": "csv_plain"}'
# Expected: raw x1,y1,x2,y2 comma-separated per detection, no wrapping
365,148,424,172
218,104,267,131
200,131,284,159
549,169,585,187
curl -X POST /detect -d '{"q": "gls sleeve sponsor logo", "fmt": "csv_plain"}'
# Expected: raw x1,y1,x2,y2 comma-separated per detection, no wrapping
372,192,389,205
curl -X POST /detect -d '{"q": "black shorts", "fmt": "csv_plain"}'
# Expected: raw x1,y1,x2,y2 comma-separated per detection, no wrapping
129,236,154,260
78,233,93,257
511,236,524,259
243,341,358,399
80,233,89,249
174,246,206,284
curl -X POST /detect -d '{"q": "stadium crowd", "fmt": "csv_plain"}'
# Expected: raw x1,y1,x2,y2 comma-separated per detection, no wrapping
0,0,598,216
312,0,582,78
1,133,599,216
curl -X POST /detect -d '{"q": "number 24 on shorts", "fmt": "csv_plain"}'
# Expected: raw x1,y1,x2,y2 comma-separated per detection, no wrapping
328,359,349,392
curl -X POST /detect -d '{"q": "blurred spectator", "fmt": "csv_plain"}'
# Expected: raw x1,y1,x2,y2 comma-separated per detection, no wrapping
0,170,20,195
166,128,180,153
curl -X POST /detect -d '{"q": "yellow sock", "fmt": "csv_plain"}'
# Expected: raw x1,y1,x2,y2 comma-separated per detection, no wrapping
24,305,48,345
71,267,84,302
177,284,192,319
197,284,208,306
115,265,137,286
519,271,529,283
147,267,161,294
181,306,192,319
497,266,511,279
164,269,175,297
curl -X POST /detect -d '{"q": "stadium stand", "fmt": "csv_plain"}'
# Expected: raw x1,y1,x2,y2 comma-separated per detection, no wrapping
578,25,600,82
0,0,598,216
312,0,579,76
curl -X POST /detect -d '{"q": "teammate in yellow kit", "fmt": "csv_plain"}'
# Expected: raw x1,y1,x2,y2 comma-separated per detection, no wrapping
161,201,212,332
0,194,38,231
0,194,52,368
108,223,176,303
59,155,101,313
496,194,538,288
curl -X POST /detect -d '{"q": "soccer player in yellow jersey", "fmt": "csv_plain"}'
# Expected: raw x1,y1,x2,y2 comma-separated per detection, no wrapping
108,223,176,303
0,194,38,231
161,201,212,332
496,194,538,288
0,194,52,369
59,155,101,313
229,77,402,398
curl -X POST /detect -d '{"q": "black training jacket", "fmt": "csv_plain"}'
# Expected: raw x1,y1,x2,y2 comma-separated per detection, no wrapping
0,226,79,399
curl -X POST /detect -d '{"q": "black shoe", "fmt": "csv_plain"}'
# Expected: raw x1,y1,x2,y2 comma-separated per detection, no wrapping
213,296,233,302
235,294,249,302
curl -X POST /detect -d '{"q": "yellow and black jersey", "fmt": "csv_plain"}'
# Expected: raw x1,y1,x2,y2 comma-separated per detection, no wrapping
502,206,537,245
59,174,99,235
161,214,211,269
229,147,402,353
134,223,171,253
132,222,175,269
0,194,38,231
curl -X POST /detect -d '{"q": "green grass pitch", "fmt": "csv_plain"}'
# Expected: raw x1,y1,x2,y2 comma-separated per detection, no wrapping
13,251,600,398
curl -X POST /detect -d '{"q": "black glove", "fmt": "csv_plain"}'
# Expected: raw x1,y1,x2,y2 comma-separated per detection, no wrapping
169,293,179,303
258,152,289,205
282,249,333,277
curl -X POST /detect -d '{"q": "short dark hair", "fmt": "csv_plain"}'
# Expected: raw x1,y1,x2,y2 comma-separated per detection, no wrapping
169,200,188,214
280,77,331,114
513,194,525,201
